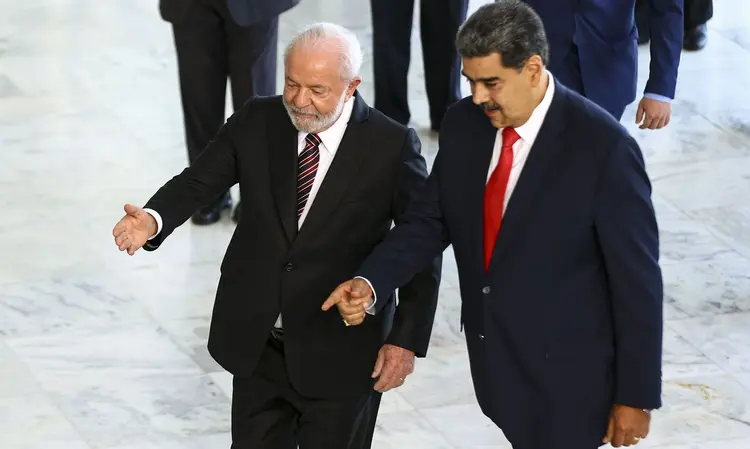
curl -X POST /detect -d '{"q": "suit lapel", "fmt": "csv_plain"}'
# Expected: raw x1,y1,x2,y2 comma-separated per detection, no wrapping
268,101,300,244
296,93,371,238
490,81,569,264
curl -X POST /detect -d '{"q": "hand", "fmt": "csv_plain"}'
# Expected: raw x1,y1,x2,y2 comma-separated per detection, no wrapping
371,344,415,393
602,405,651,447
321,278,373,326
112,204,157,256
635,97,671,130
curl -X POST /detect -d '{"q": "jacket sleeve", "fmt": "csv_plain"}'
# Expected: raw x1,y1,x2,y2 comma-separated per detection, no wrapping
356,135,451,321
594,135,664,410
142,100,248,250
383,128,443,357
644,0,684,99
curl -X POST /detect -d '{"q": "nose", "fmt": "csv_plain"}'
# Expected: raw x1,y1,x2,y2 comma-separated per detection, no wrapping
471,84,489,106
293,88,312,109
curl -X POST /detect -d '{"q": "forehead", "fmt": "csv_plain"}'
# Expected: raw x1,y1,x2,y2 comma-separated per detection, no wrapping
285,46,341,82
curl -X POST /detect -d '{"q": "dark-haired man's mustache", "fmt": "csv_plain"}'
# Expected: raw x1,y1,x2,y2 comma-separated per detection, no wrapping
480,103,502,112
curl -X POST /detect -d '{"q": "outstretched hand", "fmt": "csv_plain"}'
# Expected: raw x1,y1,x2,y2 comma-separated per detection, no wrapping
321,278,373,326
112,204,157,256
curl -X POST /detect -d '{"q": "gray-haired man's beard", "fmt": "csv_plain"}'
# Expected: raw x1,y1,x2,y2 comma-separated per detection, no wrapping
283,91,348,134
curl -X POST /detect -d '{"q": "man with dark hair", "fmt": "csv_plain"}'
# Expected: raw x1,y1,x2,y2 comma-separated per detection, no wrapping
518,0,682,130
324,2,664,448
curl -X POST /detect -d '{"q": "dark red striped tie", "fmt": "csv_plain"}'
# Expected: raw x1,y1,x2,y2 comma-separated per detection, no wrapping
296,133,322,219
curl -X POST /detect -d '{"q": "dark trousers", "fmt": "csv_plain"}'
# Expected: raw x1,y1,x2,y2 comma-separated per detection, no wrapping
370,0,468,129
231,337,382,449
171,0,278,166
636,0,713,37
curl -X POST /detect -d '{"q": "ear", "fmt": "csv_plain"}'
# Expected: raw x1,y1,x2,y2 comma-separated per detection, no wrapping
525,55,544,86
346,77,362,99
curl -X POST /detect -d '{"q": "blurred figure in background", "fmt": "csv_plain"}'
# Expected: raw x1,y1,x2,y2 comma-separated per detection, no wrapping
521,0,683,129
370,0,469,131
160,0,299,225
637,0,712,51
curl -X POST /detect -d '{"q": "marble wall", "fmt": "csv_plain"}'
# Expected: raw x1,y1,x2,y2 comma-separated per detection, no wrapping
1,0,749,448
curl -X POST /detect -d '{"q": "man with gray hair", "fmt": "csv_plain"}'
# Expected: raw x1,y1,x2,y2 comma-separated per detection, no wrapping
326,2,663,448
112,22,441,449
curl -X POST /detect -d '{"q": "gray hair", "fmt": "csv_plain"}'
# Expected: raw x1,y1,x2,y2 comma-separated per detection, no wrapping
284,22,363,80
456,0,549,70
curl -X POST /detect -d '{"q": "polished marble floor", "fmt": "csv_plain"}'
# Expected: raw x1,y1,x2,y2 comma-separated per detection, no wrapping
2,0,750,448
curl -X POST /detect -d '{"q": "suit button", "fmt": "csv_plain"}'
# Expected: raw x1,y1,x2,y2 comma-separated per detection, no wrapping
285,263,294,272
482,286,491,294
479,334,485,340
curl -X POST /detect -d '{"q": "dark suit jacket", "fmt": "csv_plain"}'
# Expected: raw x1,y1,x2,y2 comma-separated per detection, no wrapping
356,82,663,448
159,0,299,26
524,0,682,116
142,94,442,399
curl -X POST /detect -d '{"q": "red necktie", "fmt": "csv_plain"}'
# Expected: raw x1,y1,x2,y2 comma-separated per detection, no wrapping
297,133,321,220
483,127,520,270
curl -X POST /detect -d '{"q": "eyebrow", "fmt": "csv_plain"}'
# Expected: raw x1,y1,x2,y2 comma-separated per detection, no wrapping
285,78,327,90
461,71,501,83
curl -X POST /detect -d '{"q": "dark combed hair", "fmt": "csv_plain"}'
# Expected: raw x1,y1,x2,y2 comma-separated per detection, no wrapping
456,0,549,70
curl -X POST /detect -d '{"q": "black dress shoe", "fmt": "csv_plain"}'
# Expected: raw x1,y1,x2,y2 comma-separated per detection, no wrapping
232,201,241,223
683,24,708,51
191,192,232,225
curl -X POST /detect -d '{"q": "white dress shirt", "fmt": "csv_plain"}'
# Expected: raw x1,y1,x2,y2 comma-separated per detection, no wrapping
486,71,555,204
144,97,375,328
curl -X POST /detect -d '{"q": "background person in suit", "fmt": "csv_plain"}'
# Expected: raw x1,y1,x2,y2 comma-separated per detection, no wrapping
325,2,664,448
160,0,299,225
518,0,683,129
113,23,441,449
637,0,712,51
370,0,469,131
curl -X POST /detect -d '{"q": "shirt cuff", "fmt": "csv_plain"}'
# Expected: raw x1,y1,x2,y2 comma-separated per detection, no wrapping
643,92,673,103
354,276,377,315
142,208,162,240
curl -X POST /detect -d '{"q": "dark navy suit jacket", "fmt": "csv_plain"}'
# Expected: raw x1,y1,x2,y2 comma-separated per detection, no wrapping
160,0,299,26
524,0,683,117
357,81,663,448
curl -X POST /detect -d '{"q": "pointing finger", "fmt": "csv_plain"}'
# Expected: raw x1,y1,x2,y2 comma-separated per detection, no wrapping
321,293,343,311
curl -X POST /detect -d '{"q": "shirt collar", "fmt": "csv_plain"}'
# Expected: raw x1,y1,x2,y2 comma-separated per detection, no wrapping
513,70,555,143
